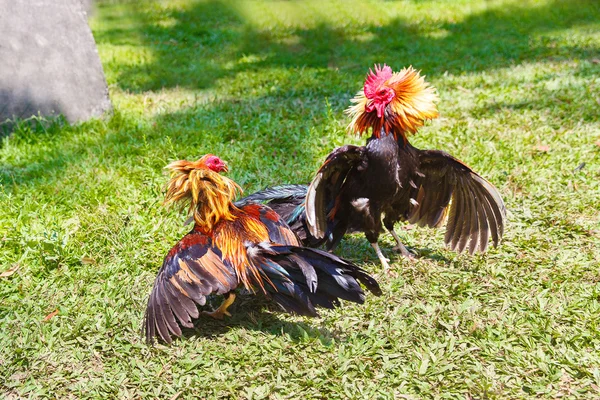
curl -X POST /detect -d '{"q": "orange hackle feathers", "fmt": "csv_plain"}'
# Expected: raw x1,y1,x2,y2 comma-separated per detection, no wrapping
214,214,271,294
346,65,439,142
164,155,242,233
163,155,276,294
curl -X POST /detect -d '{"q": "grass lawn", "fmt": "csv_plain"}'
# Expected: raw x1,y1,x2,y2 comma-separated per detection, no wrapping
1,0,600,398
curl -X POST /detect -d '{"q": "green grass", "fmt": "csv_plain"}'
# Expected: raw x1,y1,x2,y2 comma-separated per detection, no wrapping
1,0,600,398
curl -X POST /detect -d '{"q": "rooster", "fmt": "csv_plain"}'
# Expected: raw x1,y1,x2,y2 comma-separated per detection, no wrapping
307,65,506,269
143,154,381,344
244,66,505,271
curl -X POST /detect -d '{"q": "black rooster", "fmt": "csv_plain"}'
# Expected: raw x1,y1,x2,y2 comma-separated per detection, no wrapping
242,65,505,271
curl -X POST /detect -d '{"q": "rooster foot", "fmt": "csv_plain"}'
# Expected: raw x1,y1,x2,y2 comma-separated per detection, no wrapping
389,230,416,260
202,293,236,320
392,244,416,259
384,268,399,278
371,242,393,273
375,262,399,279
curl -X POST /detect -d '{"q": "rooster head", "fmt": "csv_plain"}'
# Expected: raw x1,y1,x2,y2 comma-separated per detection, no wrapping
363,64,395,118
346,64,439,142
164,155,241,230
201,154,228,173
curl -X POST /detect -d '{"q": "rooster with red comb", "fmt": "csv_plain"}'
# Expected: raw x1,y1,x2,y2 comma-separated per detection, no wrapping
143,154,381,344
348,64,439,139
243,65,505,271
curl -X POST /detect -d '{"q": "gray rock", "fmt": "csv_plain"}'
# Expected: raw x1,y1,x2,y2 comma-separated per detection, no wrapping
0,0,111,127
80,0,93,17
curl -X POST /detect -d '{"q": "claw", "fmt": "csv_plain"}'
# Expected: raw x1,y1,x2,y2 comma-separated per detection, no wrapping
202,293,236,320
201,309,231,320
392,244,416,259
389,229,416,260
371,242,391,272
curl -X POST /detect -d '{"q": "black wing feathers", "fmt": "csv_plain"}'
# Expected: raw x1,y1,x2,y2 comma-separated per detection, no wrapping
144,232,238,344
248,244,381,317
306,145,367,239
409,150,506,254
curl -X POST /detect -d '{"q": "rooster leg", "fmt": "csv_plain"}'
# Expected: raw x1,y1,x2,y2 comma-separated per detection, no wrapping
202,293,236,320
389,229,415,259
370,242,391,271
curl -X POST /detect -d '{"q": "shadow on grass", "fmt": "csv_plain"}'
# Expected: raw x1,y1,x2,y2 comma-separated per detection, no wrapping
173,294,340,345
5,0,598,187
469,76,600,124
94,0,599,92
338,234,451,267
0,89,325,187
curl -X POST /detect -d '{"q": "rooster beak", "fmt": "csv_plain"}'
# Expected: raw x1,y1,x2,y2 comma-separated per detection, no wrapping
375,103,386,119
221,162,229,172
366,101,386,119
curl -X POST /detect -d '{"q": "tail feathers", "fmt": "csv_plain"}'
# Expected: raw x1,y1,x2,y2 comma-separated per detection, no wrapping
252,243,318,292
255,257,317,316
235,184,308,208
270,275,317,317
279,254,318,293
271,292,317,316
249,244,381,317
306,291,341,309
295,254,364,302
304,246,381,297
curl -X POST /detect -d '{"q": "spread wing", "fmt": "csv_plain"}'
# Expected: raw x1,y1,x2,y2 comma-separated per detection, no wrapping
305,145,367,239
408,150,506,254
144,232,238,344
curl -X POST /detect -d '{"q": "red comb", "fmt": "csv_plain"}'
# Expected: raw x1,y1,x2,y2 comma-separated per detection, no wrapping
364,64,393,98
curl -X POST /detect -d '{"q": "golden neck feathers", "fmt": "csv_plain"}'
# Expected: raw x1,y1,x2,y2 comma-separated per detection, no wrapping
346,66,439,142
164,157,242,233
